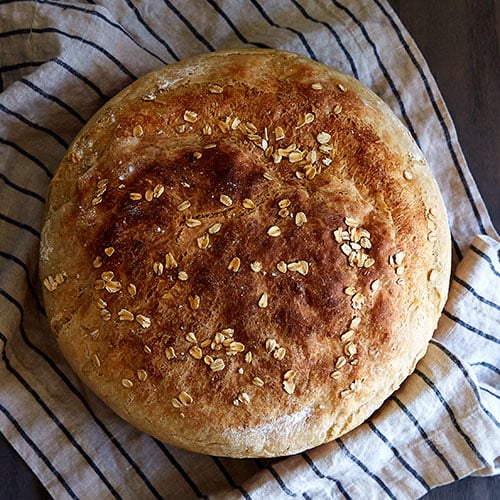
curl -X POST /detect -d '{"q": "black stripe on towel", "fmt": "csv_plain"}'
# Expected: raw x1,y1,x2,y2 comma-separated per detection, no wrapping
265,464,297,497
152,439,208,499
331,0,418,143
442,310,499,344
20,78,86,124
0,250,46,316
0,172,45,203
373,0,489,235
250,0,317,60
0,329,123,499
0,60,48,73
0,59,48,92
0,290,167,499
124,0,180,61
212,456,253,499
480,386,500,400
451,233,464,262
205,0,271,49
414,368,489,467
337,438,397,499
162,0,216,52
289,0,359,78
453,275,500,311
471,362,500,376
0,102,69,149
0,401,78,500
430,340,500,428
0,27,137,81
389,395,459,481
331,0,464,262
30,0,168,65
469,245,500,278
53,58,109,101
302,452,352,499
367,421,430,491
0,212,40,238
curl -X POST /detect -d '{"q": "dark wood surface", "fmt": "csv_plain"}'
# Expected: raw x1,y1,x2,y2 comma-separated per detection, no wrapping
1,1,498,498
388,2,500,497
390,0,500,232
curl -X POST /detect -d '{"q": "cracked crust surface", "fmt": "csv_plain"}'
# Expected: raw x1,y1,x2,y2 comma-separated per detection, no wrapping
40,49,451,458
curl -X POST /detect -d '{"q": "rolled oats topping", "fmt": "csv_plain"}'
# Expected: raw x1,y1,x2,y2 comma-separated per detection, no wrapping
40,48,450,459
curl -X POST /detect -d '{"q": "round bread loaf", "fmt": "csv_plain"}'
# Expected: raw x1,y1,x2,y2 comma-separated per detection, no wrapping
40,49,451,458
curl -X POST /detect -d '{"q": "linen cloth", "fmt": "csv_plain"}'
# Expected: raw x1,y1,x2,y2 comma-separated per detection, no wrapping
0,1,498,498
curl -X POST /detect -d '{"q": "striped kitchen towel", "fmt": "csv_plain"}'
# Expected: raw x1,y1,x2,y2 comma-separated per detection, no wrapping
0,1,498,498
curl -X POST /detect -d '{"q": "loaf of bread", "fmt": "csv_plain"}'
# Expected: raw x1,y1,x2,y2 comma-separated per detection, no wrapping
39,49,451,458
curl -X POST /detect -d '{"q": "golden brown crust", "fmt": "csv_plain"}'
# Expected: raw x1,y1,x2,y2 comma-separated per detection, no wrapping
39,49,451,458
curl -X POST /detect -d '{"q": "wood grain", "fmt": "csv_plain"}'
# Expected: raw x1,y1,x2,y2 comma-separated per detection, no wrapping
389,3,499,498
389,0,500,231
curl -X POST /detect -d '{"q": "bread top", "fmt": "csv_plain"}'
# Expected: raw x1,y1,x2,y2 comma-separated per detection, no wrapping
40,49,451,458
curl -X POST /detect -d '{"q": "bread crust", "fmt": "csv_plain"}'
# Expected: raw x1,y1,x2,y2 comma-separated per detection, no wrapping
40,49,451,458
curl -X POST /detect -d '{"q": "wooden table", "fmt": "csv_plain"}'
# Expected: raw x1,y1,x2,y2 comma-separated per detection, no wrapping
1,1,498,498
388,1,499,496
390,0,499,232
